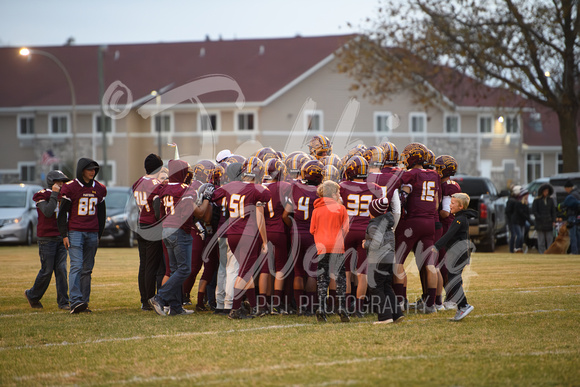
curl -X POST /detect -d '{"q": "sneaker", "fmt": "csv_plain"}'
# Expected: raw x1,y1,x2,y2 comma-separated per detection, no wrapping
168,308,194,316
58,304,71,311
141,303,153,311
270,305,283,315
24,290,43,309
338,309,350,323
393,314,405,324
195,303,209,312
414,298,425,311
214,308,224,315
182,293,192,305
148,296,166,317
435,303,445,311
228,308,254,320
373,319,393,325
315,309,327,323
452,304,474,321
163,306,170,315
443,301,457,310
422,304,437,314
70,302,88,314
253,306,269,317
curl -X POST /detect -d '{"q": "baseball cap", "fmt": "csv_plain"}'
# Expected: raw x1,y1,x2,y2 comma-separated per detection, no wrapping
216,149,233,163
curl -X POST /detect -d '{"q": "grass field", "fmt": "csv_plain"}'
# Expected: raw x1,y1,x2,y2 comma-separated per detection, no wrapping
1,245,579,386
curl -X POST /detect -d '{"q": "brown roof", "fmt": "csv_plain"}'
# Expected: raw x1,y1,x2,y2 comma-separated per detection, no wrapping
0,35,354,107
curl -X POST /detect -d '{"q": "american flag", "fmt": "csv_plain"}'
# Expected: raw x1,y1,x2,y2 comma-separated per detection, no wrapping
41,150,60,166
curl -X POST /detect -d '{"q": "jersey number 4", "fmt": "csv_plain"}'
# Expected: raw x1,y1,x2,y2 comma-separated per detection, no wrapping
78,197,98,216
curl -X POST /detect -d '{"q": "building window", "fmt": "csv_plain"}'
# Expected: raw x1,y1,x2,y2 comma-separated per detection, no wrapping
237,113,255,131
557,153,563,174
19,163,36,183
529,112,543,132
526,153,542,183
374,112,393,132
200,114,218,131
154,114,171,133
410,112,426,133
97,161,116,185
94,114,113,133
49,114,69,135
479,115,492,134
445,114,460,134
505,115,519,134
18,115,35,136
304,110,323,132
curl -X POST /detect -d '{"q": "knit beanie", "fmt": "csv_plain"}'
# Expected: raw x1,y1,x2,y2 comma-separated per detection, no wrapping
369,197,389,217
144,153,163,174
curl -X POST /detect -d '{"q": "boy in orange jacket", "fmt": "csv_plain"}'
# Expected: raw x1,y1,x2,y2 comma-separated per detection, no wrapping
310,180,350,323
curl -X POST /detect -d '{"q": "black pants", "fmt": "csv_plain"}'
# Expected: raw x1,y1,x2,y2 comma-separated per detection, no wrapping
368,262,401,321
316,253,347,312
445,252,469,309
137,231,164,305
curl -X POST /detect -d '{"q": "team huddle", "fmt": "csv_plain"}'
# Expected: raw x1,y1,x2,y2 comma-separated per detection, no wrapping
25,135,476,323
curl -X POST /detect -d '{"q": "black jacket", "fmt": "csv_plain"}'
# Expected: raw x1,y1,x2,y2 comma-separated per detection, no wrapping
531,187,556,231
364,212,395,264
434,209,478,251
512,200,533,227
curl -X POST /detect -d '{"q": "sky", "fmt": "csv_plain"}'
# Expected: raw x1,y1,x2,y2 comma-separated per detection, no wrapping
0,0,380,47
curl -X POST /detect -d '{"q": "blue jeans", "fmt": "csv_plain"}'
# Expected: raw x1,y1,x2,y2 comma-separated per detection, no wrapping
68,231,98,307
28,239,69,307
509,224,524,252
570,224,580,254
158,228,192,311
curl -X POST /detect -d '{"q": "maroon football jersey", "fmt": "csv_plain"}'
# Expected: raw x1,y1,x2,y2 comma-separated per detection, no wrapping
367,166,404,204
212,181,272,236
60,179,107,233
400,168,441,219
156,182,196,233
440,179,462,226
263,181,291,233
132,176,161,225
339,180,383,232
287,181,318,234
33,189,60,238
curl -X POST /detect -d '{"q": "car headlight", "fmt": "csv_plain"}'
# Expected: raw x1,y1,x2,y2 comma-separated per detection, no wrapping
3,217,22,225
110,214,128,223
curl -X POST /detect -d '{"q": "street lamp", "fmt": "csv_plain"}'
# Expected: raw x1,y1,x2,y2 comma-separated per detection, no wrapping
151,90,162,158
19,47,77,173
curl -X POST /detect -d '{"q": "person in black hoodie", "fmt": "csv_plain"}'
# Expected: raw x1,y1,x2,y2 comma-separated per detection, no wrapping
433,193,477,321
531,184,556,254
58,158,107,314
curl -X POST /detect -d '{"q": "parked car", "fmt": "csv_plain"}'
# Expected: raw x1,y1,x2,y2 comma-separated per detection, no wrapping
100,186,137,247
451,175,509,252
0,184,43,245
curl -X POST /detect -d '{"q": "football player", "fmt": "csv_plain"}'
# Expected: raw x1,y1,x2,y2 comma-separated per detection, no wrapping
148,160,213,316
262,158,292,314
395,143,442,314
25,170,71,310
212,157,272,319
283,159,324,315
435,155,461,310
340,155,383,317
58,158,107,314
132,154,164,311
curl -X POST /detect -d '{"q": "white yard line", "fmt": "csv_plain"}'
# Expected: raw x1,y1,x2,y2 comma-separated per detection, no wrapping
0,309,575,353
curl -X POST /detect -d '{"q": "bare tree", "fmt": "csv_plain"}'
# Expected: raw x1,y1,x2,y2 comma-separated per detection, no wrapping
337,0,579,172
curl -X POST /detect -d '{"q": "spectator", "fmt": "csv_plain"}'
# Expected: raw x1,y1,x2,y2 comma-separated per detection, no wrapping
531,183,556,254
560,180,580,254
